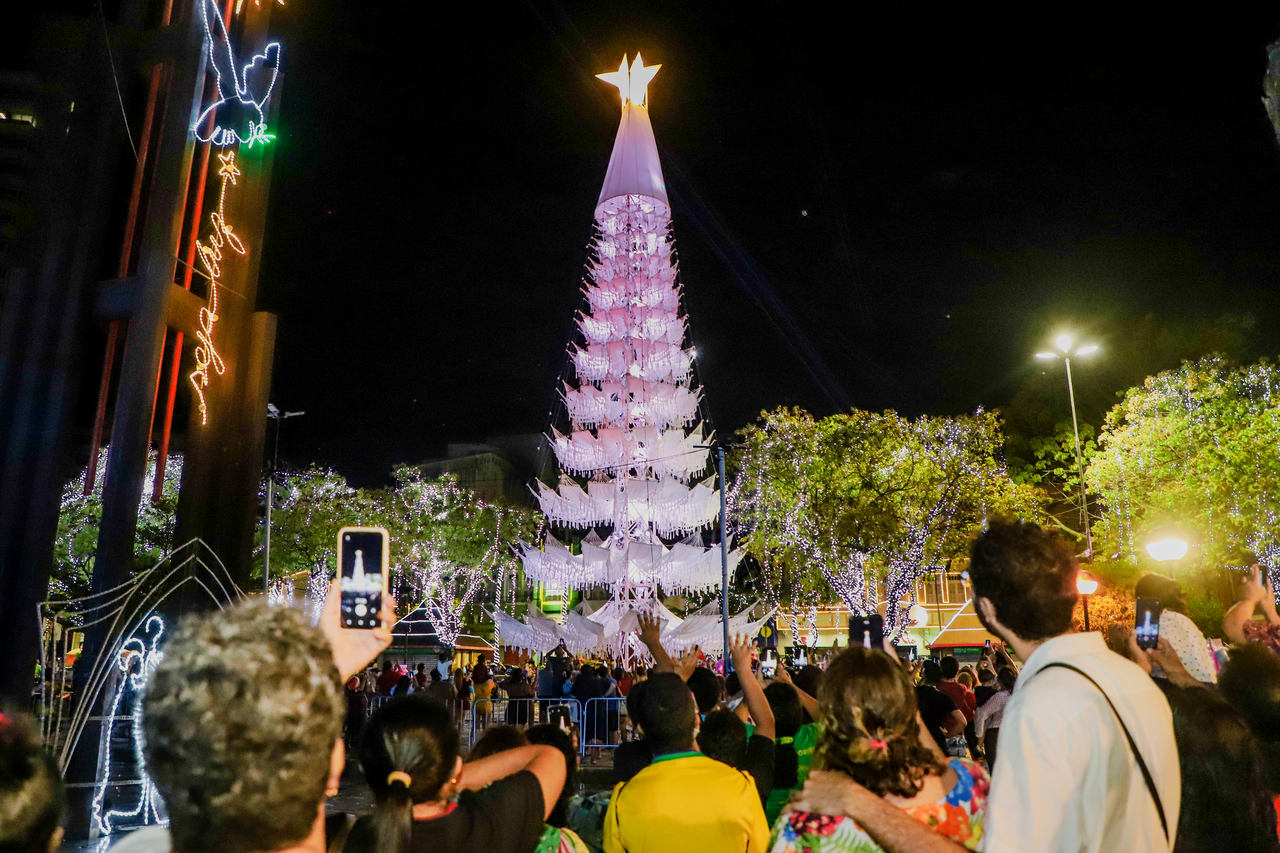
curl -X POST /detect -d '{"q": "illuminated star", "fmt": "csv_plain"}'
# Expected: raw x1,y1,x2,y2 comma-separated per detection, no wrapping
216,150,241,183
596,53,661,108
596,56,630,106
627,53,661,108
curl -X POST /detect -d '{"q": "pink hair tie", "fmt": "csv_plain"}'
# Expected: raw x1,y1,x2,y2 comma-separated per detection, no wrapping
868,738,888,750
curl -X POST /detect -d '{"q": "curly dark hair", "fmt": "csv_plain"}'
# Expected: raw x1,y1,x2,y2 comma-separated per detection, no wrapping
814,646,943,798
143,600,344,853
968,518,1078,641
0,711,64,852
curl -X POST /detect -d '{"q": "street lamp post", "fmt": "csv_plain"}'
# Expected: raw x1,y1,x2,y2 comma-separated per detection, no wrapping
1145,537,1189,564
1036,335,1099,558
264,404,305,595
1076,569,1099,631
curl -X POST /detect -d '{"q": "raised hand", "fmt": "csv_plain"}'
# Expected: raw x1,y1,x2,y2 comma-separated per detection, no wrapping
637,610,663,649
1125,629,1153,674
1243,565,1268,605
772,661,793,684
320,579,397,682
728,633,754,672
674,645,701,682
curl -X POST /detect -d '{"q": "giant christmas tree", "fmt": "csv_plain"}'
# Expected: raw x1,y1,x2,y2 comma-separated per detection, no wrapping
494,55,765,658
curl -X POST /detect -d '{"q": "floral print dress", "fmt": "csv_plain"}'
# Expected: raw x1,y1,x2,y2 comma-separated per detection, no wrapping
767,758,989,853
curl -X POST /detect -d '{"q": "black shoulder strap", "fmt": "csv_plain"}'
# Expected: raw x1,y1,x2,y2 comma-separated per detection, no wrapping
1039,662,1169,842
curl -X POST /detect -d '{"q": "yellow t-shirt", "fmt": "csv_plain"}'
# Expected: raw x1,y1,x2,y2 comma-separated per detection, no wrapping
603,751,769,853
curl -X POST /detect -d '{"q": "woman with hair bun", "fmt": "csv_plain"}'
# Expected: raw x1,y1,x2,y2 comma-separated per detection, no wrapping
345,694,566,853
768,646,990,852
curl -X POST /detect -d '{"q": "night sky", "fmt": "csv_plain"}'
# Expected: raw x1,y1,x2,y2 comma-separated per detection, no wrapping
254,3,1280,484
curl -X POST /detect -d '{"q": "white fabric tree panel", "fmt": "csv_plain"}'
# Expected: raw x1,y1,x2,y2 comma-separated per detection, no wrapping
550,423,709,480
577,306,687,346
533,476,720,536
663,600,776,655
562,381,700,430
517,534,738,593
571,340,693,384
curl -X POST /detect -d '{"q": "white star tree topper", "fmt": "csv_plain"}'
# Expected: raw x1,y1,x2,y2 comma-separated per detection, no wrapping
596,53,661,108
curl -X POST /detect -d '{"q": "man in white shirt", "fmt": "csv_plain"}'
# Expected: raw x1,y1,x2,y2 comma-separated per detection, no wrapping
790,518,1180,853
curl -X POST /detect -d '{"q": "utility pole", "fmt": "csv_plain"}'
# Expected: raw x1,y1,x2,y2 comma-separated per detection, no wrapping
1035,335,1098,559
264,405,303,594
1063,356,1093,558
718,445,730,673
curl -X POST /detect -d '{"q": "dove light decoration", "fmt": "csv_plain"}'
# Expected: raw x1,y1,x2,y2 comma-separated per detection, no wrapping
195,0,281,147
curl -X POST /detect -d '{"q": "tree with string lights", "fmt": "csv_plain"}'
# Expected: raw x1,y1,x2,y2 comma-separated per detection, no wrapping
1089,355,1280,603
371,466,537,646
258,466,383,610
53,451,183,607
731,406,1042,636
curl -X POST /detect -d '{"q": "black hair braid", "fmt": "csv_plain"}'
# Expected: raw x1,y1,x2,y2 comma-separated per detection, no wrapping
360,697,458,853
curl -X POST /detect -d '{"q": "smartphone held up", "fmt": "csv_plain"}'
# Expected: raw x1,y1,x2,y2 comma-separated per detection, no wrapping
1135,598,1162,650
849,614,884,650
338,526,388,629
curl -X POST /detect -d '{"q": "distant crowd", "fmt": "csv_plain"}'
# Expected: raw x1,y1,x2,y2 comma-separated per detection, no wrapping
4,519,1280,852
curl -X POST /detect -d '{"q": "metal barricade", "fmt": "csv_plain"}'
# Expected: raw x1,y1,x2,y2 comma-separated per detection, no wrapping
470,697,583,746
579,697,629,758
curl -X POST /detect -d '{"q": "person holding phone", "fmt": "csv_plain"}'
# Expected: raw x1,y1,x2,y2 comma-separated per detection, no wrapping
786,520,1179,853
1225,566,1280,656
1133,573,1218,683
124,583,398,853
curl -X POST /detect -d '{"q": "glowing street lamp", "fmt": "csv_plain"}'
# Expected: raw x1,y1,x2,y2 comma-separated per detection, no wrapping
1076,569,1099,631
1145,537,1189,563
1035,333,1099,557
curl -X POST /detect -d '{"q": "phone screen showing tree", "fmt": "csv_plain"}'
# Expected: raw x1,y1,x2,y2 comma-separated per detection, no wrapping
340,529,385,629
1135,598,1162,650
849,615,884,649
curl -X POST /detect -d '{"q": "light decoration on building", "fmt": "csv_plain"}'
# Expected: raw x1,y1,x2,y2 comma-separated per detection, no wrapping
493,55,767,659
188,150,244,425
90,615,166,836
195,0,280,147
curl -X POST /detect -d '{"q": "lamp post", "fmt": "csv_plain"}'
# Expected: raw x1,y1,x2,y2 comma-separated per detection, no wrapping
1145,537,1189,564
1076,569,1099,631
1036,335,1099,558
264,404,305,594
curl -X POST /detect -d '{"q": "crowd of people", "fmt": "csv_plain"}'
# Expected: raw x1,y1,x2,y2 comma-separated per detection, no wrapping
4,518,1280,852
